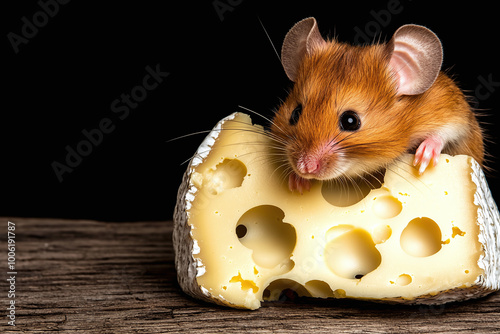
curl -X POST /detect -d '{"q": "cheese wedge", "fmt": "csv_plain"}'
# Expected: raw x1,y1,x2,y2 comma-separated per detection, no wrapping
173,112,500,310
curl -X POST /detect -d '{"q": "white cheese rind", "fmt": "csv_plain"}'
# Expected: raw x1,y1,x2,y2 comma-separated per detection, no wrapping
173,112,500,309
472,159,500,292
173,112,241,308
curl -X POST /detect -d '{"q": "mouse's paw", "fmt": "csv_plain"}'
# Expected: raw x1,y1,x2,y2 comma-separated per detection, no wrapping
289,173,311,194
413,135,444,175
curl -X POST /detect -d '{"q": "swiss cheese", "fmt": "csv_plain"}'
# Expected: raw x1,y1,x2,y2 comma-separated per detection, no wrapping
173,112,500,310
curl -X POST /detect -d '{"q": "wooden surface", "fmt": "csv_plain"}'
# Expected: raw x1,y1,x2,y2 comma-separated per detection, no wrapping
1,218,499,333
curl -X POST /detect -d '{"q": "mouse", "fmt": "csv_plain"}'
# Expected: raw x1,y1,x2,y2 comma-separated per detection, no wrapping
268,17,485,193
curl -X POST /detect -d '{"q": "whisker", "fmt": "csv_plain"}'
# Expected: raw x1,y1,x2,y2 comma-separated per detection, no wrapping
386,157,430,194
171,108,294,183
343,174,363,205
258,16,281,63
236,105,290,141
180,155,196,166
166,130,212,142
354,170,378,190
236,106,274,124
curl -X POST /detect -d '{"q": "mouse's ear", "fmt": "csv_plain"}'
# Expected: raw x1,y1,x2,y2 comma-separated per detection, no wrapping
281,17,327,82
387,24,443,96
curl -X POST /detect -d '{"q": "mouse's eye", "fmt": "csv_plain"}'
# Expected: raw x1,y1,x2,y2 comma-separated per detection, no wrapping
289,104,302,126
339,110,361,131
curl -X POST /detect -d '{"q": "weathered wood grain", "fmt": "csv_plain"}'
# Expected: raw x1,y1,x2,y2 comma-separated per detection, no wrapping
0,218,499,333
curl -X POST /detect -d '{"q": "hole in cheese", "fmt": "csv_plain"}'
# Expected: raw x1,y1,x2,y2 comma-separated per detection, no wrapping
235,224,247,238
236,205,297,269
325,224,354,243
324,227,382,279
304,280,335,298
372,224,392,244
452,226,466,238
396,274,412,286
279,289,299,302
204,158,247,195
263,279,311,301
229,272,259,293
400,217,442,257
321,171,384,207
372,196,403,219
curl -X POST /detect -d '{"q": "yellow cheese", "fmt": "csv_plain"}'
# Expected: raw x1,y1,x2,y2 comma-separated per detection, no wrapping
173,112,500,310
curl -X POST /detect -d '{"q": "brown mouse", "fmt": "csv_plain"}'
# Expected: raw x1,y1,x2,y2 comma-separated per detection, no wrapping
269,17,484,193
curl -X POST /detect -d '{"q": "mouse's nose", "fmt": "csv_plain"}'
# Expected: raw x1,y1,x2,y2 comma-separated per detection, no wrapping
297,154,321,175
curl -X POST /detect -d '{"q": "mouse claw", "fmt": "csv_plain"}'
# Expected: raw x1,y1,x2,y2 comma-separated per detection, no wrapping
413,135,443,175
289,173,311,194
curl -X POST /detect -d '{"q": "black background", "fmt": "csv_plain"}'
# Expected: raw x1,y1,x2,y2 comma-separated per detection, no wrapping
4,1,500,221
